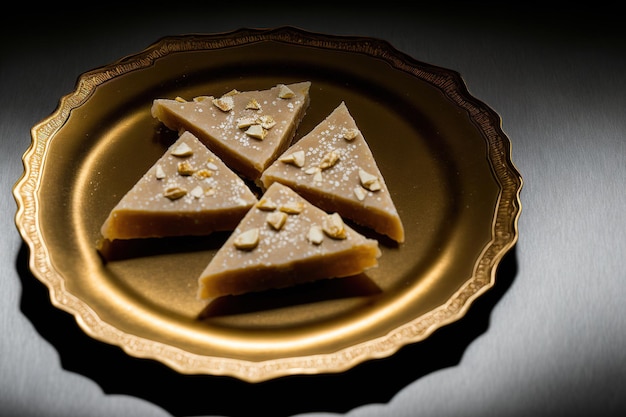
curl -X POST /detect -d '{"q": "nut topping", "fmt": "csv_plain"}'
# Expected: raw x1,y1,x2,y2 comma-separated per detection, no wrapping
223,89,240,97
246,98,261,110
190,186,204,198
171,142,193,157
358,168,381,191
155,165,166,180
236,116,257,129
256,115,276,129
343,128,359,140
256,198,277,211
322,213,347,239
319,149,341,170
303,166,323,183
304,166,320,175
233,228,260,250
195,169,213,178
277,84,295,99
266,211,288,230
307,225,324,245
245,124,267,140
238,115,275,133
212,96,234,112
280,201,305,214
279,150,306,167
177,161,195,176
163,187,187,200
354,186,366,201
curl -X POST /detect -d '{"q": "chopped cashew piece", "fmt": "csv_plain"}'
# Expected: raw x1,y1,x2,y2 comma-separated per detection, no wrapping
190,186,204,198
280,201,305,214
354,186,366,201
171,142,193,157
343,128,360,140
307,225,324,245
245,124,267,140
358,168,382,191
277,84,295,98
233,228,260,250
319,149,341,170
163,187,187,200
257,115,276,129
212,96,234,112
155,165,166,180
279,150,306,167
237,117,257,129
246,98,261,110
322,213,347,239
266,211,288,230
177,161,195,176
195,169,212,178
256,198,277,211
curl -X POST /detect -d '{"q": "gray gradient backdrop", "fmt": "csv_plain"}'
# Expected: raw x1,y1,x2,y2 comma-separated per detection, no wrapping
2,5,625,417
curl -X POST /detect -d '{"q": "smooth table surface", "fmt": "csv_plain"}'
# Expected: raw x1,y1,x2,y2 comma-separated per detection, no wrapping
2,6,625,417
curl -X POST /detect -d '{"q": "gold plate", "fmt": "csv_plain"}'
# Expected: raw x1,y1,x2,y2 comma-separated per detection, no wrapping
13,27,522,382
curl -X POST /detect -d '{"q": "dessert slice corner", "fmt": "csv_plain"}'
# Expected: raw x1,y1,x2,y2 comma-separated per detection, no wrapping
99,131,258,242
151,81,312,183
260,101,405,243
197,182,381,300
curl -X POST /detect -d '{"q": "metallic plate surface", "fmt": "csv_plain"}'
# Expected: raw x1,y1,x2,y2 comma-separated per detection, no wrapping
13,26,522,382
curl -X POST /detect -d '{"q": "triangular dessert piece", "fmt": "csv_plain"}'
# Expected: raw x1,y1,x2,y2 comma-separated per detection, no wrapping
151,81,311,183
100,131,258,241
197,182,381,300
260,102,405,243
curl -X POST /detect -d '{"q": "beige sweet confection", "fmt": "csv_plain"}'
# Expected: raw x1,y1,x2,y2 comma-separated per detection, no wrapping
100,131,258,241
260,102,405,243
151,81,311,182
197,182,381,300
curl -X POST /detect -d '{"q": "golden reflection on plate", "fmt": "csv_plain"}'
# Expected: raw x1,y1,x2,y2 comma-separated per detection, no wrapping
13,27,522,382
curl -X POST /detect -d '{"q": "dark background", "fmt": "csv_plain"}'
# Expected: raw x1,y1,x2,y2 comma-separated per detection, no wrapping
2,4,625,417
